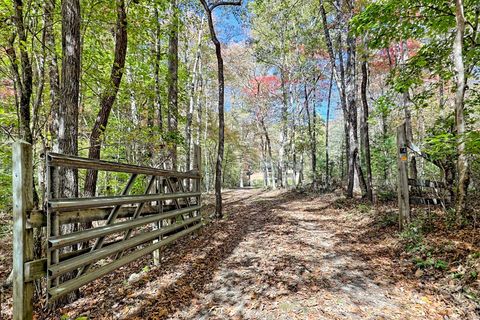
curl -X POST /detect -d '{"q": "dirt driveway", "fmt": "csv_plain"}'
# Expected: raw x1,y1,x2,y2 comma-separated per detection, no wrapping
4,189,475,319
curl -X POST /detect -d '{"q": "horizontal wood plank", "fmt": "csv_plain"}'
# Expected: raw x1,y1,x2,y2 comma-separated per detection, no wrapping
410,197,449,205
48,205,201,250
408,179,446,189
28,204,196,228
47,153,200,179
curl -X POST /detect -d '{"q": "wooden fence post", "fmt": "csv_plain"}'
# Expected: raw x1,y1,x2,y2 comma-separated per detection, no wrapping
12,141,34,320
396,123,410,230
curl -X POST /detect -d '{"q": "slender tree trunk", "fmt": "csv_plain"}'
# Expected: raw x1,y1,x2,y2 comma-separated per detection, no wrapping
154,6,163,133
400,41,418,181
44,0,61,152
10,1,41,208
12,0,33,144
305,82,316,188
186,22,204,187
196,66,203,146
325,67,333,187
200,0,240,218
381,109,388,185
84,0,127,197
167,0,178,170
320,1,351,193
239,157,244,188
345,29,364,198
260,118,276,189
360,53,373,201
291,87,297,188
279,71,289,188
259,134,268,188
454,0,469,219
298,152,304,187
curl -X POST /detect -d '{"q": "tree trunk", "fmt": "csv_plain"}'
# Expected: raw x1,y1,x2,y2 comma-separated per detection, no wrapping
12,0,33,144
154,6,163,134
325,68,333,188
360,53,373,201
186,22,204,189
400,41,418,181
50,0,82,304
259,134,268,188
44,0,61,152
279,70,289,188
320,1,352,193
454,0,469,220
345,29,364,198
200,0,229,218
239,158,244,188
84,0,127,197
290,86,297,188
167,0,179,170
305,82,316,188
58,0,81,198
261,118,276,189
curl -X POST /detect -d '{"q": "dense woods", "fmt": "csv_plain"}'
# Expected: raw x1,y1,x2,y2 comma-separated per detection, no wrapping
1,0,480,318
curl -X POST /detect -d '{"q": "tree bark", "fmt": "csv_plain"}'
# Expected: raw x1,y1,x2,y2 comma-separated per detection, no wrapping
360,53,373,201
58,0,81,199
454,0,469,220
154,6,163,134
44,0,61,152
325,67,333,188
200,0,225,218
400,41,418,181
167,0,179,170
260,118,276,189
279,72,289,188
345,23,367,198
319,1,352,194
84,0,127,197
305,83,315,187
12,0,33,144
186,22,204,188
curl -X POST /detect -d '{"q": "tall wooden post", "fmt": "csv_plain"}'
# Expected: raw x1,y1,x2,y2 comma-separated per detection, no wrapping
396,123,410,230
12,141,34,320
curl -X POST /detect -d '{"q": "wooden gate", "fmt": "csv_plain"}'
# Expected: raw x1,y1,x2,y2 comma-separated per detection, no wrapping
12,141,203,320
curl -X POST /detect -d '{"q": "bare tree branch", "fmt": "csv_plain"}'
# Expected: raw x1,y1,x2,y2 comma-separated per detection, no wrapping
209,0,241,11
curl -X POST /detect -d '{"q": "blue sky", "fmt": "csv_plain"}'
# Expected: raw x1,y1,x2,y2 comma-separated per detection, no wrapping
213,3,340,122
215,4,250,43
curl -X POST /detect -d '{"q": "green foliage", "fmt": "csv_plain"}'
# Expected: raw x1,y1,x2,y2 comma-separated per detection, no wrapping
0,144,12,212
376,211,397,228
357,203,371,214
352,0,477,94
370,95,396,188
414,255,448,271
400,223,424,252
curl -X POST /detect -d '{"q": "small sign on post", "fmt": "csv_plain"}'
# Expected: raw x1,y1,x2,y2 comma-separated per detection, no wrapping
399,147,408,161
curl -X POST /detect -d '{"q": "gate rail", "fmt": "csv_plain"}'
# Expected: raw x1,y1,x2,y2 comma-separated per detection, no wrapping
12,141,203,320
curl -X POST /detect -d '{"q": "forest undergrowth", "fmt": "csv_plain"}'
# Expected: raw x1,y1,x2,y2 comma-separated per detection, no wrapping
1,188,479,319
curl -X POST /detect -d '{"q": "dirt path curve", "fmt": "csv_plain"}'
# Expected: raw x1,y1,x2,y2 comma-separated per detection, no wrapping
57,189,470,320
